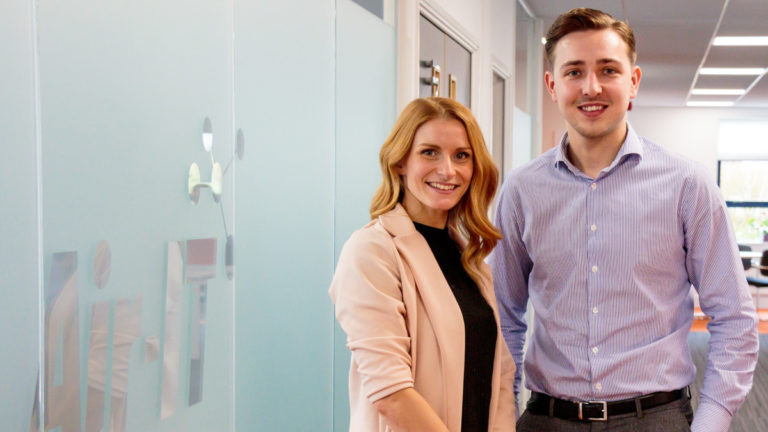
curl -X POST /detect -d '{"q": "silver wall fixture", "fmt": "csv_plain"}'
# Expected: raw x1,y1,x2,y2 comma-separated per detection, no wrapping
188,117,223,204
187,116,245,281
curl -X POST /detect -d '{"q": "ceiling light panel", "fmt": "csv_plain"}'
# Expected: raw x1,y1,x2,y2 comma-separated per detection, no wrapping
691,88,746,95
687,101,735,107
699,67,766,75
713,36,768,46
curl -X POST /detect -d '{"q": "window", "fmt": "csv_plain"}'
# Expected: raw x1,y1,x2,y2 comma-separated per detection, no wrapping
717,120,768,242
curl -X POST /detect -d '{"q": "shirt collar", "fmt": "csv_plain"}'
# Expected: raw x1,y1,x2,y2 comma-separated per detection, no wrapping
553,123,644,172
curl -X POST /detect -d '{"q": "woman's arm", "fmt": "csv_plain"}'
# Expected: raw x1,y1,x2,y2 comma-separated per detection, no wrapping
373,388,450,432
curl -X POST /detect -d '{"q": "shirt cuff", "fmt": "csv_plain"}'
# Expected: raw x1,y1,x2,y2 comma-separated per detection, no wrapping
691,400,732,432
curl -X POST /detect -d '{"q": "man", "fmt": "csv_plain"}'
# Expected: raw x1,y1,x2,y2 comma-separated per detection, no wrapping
492,7,758,432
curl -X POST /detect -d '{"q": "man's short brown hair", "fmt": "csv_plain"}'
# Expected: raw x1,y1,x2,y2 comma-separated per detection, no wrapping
545,8,636,68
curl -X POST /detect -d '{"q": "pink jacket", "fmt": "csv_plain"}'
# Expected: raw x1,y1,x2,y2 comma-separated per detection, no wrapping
330,204,516,431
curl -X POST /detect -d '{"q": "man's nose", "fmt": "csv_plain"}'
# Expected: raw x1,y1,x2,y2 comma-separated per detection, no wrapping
582,71,602,96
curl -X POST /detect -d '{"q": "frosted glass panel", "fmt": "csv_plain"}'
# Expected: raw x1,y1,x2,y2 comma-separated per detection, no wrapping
0,0,40,430
333,1,396,430
234,1,335,431
34,0,235,429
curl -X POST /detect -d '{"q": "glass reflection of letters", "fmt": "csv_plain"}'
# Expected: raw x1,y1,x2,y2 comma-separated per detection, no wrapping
161,241,184,419
33,251,82,432
185,238,217,406
86,297,142,432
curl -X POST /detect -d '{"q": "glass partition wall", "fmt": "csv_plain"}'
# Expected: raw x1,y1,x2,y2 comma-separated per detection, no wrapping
2,0,396,430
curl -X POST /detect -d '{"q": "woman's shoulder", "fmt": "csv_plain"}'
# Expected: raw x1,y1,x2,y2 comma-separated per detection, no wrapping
340,218,398,264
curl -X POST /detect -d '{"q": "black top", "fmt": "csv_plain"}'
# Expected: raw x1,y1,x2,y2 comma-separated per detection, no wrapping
414,222,497,432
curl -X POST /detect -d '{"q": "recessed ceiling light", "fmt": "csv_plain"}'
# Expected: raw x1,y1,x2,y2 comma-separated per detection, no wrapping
691,88,746,96
687,101,735,107
699,67,766,75
713,36,768,46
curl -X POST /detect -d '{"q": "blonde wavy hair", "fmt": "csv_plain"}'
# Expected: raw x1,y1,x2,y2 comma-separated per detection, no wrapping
370,97,501,284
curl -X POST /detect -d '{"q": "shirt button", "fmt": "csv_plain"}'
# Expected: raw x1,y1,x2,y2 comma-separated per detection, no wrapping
592,307,599,314
591,183,597,190
591,265,598,273
592,347,599,354
591,224,597,232
596,383,602,390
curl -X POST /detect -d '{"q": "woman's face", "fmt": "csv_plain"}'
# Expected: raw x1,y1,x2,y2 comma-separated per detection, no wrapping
398,117,473,228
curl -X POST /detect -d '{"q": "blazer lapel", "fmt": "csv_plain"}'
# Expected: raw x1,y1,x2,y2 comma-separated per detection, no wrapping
379,205,465,427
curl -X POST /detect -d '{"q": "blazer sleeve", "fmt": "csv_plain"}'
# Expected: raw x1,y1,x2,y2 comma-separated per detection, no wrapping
493,341,517,429
329,226,414,403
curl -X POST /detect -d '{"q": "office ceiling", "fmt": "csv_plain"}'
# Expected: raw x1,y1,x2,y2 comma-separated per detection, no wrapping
523,0,768,108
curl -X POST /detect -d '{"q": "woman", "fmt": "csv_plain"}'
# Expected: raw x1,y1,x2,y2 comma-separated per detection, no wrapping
330,97,516,431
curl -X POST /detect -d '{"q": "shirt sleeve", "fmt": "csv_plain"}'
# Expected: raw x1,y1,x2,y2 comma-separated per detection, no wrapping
329,227,414,403
679,165,759,431
490,181,533,397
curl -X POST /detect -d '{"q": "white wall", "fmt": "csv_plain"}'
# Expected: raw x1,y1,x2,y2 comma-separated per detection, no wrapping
628,107,768,179
490,0,515,71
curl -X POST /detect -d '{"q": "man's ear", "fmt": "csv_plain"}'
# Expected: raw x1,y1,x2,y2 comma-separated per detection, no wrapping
544,71,557,103
629,65,642,99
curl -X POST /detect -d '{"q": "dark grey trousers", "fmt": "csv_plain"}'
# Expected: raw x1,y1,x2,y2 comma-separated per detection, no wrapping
517,397,694,432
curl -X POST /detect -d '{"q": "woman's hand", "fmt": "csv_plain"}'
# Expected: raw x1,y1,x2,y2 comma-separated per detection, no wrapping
373,388,450,432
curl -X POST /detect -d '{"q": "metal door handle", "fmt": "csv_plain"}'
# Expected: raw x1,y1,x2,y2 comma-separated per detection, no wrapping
431,65,441,97
449,74,457,100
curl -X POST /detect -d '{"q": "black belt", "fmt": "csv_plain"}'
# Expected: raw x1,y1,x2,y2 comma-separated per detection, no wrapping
526,388,688,422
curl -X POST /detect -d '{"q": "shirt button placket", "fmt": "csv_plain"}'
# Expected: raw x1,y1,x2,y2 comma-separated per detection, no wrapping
586,180,600,393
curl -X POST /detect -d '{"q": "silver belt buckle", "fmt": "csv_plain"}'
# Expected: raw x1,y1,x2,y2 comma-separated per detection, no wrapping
578,400,608,421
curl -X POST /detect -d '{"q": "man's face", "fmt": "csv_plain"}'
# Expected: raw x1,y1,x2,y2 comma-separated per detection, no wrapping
545,29,641,146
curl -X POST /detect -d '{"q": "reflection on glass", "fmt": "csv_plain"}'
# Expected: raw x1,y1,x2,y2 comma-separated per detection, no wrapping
185,238,217,406
236,129,245,160
145,335,160,363
108,295,142,432
202,117,213,153
161,241,183,419
86,301,110,432
226,235,234,280
37,251,82,432
93,240,111,289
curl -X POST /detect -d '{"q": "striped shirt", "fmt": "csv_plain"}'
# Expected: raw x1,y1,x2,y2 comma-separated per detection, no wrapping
491,124,758,431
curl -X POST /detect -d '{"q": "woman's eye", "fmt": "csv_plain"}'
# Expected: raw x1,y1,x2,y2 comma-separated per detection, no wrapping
421,149,437,157
456,152,472,160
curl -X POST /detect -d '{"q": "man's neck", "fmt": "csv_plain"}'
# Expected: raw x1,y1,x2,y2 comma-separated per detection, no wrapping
566,125,628,179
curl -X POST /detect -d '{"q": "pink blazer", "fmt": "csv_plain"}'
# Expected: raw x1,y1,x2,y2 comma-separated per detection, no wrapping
330,204,516,431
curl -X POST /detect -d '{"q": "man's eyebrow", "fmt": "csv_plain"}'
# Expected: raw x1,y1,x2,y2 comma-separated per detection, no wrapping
560,60,584,69
559,58,622,70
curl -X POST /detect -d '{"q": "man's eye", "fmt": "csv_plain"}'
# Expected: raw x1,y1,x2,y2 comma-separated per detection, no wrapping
604,68,618,74
565,70,580,77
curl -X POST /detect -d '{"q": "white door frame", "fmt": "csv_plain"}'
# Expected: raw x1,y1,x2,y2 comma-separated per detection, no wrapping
397,0,480,112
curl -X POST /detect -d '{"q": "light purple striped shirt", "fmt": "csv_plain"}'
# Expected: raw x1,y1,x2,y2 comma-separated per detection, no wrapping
491,124,758,431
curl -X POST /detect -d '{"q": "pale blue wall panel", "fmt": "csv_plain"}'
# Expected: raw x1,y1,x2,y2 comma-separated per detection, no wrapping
0,0,41,430
234,1,336,430
334,1,397,430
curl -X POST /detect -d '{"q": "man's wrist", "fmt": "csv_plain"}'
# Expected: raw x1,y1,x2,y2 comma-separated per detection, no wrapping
691,399,732,432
